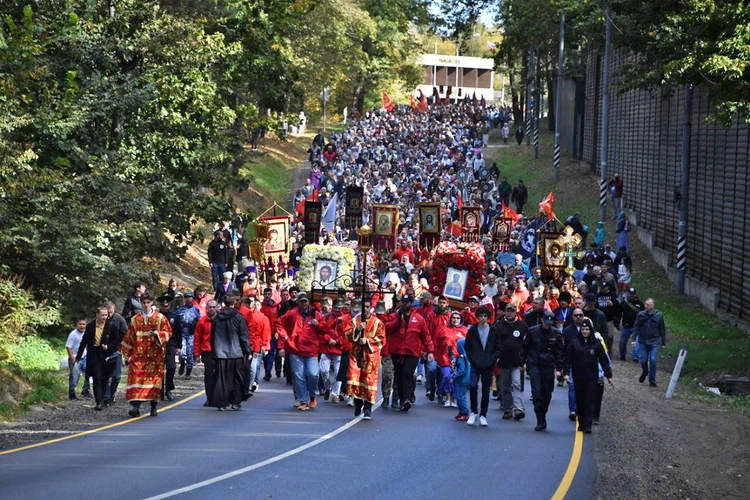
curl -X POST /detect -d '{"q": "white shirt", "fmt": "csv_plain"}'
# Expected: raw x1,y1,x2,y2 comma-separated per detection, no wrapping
66,329,85,357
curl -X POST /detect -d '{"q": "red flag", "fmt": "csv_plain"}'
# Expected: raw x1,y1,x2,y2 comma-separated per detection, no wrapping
457,191,463,209
296,189,318,217
501,202,522,225
448,220,463,237
538,191,555,221
381,92,394,112
419,92,428,111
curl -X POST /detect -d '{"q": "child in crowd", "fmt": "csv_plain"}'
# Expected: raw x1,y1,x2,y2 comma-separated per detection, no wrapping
451,338,471,421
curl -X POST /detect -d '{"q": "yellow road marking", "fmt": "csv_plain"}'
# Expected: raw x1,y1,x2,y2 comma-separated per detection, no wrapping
551,430,584,500
0,391,205,456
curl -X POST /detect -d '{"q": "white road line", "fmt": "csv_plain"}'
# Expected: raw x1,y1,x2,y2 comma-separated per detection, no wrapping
0,430,79,435
145,400,381,499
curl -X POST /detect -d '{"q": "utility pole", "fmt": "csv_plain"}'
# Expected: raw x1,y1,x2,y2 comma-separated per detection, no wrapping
321,86,330,133
526,45,532,147
533,47,540,159
554,7,565,182
677,84,693,294
599,4,612,222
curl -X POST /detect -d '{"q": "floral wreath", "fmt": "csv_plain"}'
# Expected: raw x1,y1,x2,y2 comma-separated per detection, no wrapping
429,241,486,302
298,244,357,292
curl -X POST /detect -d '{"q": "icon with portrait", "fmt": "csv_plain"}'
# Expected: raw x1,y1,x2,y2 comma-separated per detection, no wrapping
314,259,338,287
442,267,468,301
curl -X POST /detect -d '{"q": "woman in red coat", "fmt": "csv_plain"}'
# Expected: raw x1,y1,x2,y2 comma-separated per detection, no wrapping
436,311,468,408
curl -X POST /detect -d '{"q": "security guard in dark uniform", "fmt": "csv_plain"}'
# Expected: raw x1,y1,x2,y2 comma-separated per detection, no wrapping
157,295,179,401
564,319,614,433
519,310,565,431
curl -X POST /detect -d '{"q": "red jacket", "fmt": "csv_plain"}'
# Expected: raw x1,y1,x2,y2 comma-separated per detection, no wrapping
275,306,331,357
196,295,211,317
319,312,343,355
424,309,451,349
462,309,479,327
247,309,272,352
385,311,434,358
194,315,213,358
395,247,415,265
334,313,353,353
435,324,468,366
261,299,281,348
377,312,398,357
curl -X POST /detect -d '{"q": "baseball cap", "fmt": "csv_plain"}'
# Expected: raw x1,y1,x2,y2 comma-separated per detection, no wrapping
469,296,480,303
184,291,194,298
542,311,556,325
505,303,518,311
297,292,309,302
584,292,597,302
628,287,637,294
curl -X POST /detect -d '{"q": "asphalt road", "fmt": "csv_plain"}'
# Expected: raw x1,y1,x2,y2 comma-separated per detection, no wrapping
1,376,595,500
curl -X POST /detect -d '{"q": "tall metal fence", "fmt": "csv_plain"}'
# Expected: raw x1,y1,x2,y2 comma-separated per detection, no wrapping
582,49,750,323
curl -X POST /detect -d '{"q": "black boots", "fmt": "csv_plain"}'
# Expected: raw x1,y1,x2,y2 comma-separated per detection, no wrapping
178,361,185,375
185,368,192,379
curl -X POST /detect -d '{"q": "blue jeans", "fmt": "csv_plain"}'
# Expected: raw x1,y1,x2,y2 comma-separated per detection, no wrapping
619,326,634,359
247,354,260,392
439,366,454,397
568,372,576,413
291,354,319,404
417,358,424,377
180,334,195,370
455,383,469,415
103,353,121,400
68,361,83,397
632,338,641,362
425,359,438,393
263,338,276,374
211,263,226,293
639,343,659,384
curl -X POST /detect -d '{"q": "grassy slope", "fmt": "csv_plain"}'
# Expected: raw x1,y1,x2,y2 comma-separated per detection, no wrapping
483,128,749,378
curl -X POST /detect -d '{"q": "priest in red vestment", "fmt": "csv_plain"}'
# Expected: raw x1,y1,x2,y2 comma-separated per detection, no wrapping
344,299,386,420
120,294,172,418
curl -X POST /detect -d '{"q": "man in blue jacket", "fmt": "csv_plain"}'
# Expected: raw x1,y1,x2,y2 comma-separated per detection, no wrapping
632,298,666,387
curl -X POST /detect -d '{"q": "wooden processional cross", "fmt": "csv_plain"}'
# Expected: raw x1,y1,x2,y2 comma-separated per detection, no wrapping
554,226,586,276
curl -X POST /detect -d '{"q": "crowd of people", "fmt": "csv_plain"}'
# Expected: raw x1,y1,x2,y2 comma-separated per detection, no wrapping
65,103,668,435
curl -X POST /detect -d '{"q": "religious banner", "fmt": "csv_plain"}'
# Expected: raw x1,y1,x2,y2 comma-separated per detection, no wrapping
553,225,586,275
418,202,440,250
460,206,482,242
371,203,399,251
303,201,322,245
345,186,364,230
258,215,291,258
490,216,513,253
539,231,565,269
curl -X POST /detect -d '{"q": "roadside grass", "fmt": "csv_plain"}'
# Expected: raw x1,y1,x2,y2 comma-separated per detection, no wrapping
485,127,750,382
0,334,68,421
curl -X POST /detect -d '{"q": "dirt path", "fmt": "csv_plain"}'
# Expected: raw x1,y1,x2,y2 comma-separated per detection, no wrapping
593,357,750,498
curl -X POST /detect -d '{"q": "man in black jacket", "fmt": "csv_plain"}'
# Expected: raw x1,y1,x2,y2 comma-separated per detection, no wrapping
207,230,228,293
157,296,180,402
496,304,528,420
582,293,610,350
121,282,145,322
76,306,121,410
464,306,501,427
511,179,528,214
619,288,644,361
520,311,565,431
210,295,251,410
562,308,586,421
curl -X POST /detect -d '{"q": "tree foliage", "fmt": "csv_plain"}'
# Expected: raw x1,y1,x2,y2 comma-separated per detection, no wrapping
0,0,429,321
496,0,750,124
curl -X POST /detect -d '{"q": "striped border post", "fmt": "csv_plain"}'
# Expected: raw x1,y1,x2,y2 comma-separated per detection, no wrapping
676,233,687,271
554,143,561,180
599,179,608,208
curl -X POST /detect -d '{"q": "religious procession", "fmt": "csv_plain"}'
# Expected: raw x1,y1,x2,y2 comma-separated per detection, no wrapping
67,102,667,436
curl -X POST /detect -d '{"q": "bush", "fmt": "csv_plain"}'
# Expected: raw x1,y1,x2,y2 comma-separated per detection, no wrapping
0,274,61,369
